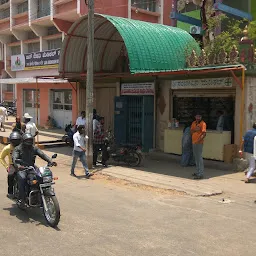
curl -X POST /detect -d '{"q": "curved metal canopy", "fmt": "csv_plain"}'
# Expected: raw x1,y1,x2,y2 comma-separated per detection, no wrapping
59,14,200,76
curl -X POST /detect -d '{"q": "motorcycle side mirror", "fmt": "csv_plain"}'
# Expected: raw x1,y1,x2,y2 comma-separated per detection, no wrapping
52,154,57,159
15,159,23,165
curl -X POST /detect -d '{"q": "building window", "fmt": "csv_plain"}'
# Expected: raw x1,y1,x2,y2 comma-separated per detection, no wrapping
48,38,62,50
17,1,28,14
131,0,157,12
24,90,40,108
0,8,10,19
27,42,40,53
179,2,199,13
2,84,14,103
6,84,13,92
48,26,59,36
37,0,50,18
52,90,72,111
11,46,20,55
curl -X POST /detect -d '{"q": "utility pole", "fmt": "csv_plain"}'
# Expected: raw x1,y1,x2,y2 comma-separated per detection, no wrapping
85,0,94,168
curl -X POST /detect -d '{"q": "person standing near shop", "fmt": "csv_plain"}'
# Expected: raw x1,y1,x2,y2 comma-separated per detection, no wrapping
12,116,26,134
0,105,8,132
191,113,207,179
216,110,225,131
239,122,256,183
76,111,86,129
181,122,195,167
24,113,39,137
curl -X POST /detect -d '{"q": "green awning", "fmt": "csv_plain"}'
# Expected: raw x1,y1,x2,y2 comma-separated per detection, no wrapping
59,14,201,76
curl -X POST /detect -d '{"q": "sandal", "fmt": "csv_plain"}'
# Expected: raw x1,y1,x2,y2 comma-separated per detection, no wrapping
194,175,204,180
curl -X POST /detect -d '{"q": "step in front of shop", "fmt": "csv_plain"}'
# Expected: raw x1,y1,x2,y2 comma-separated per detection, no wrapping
0,135,67,149
4,124,63,140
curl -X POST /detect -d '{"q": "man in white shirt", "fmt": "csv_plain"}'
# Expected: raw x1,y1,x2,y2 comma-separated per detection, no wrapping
0,105,8,132
23,113,39,137
70,125,92,178
75,111,86,129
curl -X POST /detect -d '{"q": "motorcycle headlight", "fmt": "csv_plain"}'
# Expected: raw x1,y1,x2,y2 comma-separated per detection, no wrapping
43,176,53,183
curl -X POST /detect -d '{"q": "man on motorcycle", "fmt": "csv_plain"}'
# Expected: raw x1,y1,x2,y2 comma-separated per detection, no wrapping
12,133,57,208
0,132,22,198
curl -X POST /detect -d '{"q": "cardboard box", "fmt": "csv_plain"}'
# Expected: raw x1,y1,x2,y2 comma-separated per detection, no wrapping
223,144,238,163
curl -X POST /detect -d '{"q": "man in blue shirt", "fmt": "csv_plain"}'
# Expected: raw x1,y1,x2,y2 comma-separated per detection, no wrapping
239,122,256,183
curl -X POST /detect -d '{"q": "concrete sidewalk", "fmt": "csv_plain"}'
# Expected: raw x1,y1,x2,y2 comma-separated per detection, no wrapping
41,146,256,198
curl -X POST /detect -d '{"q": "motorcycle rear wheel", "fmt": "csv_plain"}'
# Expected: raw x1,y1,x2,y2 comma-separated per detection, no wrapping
127,152,141,167
43,196,60,228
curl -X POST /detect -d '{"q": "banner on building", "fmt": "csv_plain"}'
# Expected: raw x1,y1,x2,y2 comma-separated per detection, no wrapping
171,77,233,89
11,48,61,71
121,82,155,95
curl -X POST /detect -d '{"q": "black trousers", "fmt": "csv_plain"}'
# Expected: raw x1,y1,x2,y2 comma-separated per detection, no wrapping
93,144,101,165
7,174,15,194
93,144,109,165
17,170,27,200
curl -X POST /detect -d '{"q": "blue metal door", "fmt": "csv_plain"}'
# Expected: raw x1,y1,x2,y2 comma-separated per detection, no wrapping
127,96,143,146
114,95,154,152
142,96,154,152
114,96,127,144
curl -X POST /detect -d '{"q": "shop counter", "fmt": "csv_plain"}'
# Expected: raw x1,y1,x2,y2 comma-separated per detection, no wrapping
164,128,231,161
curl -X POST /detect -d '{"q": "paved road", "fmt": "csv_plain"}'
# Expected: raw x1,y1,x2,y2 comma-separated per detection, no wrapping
0,158,255,256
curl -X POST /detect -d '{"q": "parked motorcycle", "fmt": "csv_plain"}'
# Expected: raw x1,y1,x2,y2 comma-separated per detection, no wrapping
7,106,17,116
98,130,142,167
10,154,60,228
0,100,17,116
62,123,74,147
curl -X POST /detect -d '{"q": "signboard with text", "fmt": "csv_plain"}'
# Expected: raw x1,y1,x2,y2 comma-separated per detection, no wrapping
11,48,61,71
171,77,233,89
121,83,155,95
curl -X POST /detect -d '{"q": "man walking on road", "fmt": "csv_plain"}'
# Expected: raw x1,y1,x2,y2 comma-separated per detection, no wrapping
191,112,207,179
70,125,93,178
0,105,8,132
239,122,256,183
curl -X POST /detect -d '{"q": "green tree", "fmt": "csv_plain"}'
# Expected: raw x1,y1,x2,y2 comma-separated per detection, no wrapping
204,14,244,55
248,20,256,43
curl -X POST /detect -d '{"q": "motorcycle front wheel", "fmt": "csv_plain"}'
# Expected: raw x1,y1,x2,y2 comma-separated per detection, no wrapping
127,152,141,167
43,196,60,228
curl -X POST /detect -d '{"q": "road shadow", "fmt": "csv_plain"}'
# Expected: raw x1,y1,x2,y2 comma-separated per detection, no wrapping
3,204,47,226
44,147,238,180
3,204,61,230
129,155,236,180
45,146,73,156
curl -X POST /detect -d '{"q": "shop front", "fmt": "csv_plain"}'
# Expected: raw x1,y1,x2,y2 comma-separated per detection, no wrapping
161,77,240,161
16,82,77,128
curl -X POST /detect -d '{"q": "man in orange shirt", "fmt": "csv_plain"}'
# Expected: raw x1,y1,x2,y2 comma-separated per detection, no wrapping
190,112,207,179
